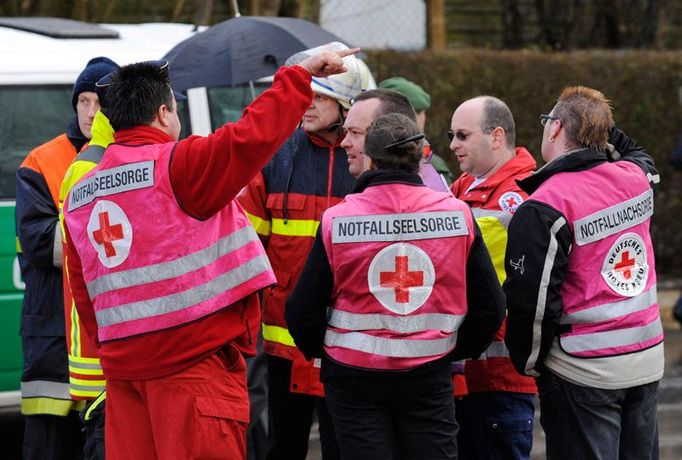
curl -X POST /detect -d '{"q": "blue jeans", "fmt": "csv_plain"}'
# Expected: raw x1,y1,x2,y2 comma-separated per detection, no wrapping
455,392,534,460
537,371,660,460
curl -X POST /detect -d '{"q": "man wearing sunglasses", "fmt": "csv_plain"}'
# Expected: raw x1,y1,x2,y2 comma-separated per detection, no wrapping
448,96,538,460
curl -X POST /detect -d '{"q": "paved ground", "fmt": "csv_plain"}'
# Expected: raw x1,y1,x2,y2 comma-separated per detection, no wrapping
2,292,680,459
307,288,682,460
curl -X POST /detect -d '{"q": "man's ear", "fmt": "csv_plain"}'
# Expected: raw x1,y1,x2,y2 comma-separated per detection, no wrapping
490,126,505,149
156,104,171,128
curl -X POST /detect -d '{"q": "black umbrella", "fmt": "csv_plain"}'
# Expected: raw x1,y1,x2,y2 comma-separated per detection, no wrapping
164,16,348,91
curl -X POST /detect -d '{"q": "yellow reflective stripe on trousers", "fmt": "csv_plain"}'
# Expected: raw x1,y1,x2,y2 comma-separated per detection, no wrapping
245,211,272,237
271,218,319,237
262,323,296,347
324,329,458,358
22,398,84,416
84,391,107,421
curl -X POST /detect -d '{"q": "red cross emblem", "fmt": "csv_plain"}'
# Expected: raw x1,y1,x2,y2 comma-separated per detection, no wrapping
380,256,424,303
505,196,518,208
614,251,636,280
92,212,124,258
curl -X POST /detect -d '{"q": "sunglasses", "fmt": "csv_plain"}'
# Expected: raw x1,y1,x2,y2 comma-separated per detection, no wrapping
446,127,495,142
540,114,560,127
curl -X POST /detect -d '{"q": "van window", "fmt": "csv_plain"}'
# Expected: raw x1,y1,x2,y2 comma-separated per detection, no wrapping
0,85,72,199
207,84,270,130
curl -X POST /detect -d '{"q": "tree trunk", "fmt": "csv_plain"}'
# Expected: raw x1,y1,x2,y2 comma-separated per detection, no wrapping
500,0,524,49
297,0,319,22
172,0,186,21
427,0,446,51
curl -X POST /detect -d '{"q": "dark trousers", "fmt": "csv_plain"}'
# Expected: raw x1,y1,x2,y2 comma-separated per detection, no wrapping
247,336,269,460
23,412,85,460
325,366,458,460
456,392,534,460
266,355,339,460
81,396,105,460
537,371,660,460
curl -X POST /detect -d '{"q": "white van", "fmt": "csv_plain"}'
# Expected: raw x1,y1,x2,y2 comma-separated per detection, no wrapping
0,17,374,412
0,17,213,412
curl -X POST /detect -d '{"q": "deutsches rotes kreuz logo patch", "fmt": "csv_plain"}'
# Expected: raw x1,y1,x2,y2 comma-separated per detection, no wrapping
87,200,133,268
601,233,648,297
499,192,524,213
367,242,435,315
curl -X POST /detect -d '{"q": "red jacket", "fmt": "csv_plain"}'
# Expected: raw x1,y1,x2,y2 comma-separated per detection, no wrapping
451,147,537,393
64,66,313,380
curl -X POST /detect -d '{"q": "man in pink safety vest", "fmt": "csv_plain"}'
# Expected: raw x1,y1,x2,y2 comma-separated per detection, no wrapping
286,112,505,459
504,86,662,460
63,49,358,460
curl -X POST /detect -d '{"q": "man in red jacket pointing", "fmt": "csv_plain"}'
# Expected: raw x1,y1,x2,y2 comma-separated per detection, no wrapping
63,48,357,460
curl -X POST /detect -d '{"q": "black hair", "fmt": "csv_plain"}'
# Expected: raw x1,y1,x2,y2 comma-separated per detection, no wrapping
106,62,175,131
364,113,423,172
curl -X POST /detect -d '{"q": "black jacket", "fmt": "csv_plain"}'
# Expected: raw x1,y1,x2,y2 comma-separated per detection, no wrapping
285,169,505,381
503,127,659,376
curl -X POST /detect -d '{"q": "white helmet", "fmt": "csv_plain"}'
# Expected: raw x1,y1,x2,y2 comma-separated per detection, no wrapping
286,42,375,109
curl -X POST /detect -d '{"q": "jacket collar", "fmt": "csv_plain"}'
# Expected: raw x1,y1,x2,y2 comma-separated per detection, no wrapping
518,147,608,195
353,169,424,194
114,125,175,146
454,147,536,203
66,116,88,152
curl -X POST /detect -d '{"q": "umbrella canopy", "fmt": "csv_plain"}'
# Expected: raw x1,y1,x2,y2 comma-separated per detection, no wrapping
164,16,348,91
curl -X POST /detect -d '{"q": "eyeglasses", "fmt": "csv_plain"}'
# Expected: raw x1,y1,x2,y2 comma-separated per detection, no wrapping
540,114,560,127
446,127,495,142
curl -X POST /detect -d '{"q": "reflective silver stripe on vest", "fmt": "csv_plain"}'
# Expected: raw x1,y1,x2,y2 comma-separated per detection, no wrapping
573,188,654,246
68,358,102,371
525,217,567,377
87,226,257,297
476,340,510,360
471,208,512,229
560,285,657,325
21,381,71,399
77,145,106,163
95,254,271,327
324,329,457,358
560,319,663,354
328,309,465,333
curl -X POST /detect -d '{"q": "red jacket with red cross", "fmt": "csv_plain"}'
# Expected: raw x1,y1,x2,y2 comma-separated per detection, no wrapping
451,147,538,393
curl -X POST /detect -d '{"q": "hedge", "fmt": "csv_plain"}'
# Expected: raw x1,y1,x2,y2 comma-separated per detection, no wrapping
365,49,682,277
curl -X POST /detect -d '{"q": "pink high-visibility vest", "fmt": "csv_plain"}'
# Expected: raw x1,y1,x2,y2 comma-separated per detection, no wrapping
532,160,662,358
64,141,275,342
321,182,474,370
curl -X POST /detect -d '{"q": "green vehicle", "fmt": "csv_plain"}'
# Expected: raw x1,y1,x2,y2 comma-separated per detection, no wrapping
0,18,201,412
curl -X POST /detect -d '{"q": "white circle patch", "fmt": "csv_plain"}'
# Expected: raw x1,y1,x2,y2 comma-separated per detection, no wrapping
367,243,435,315
499,192,524,213
601,233,648,297
87,200,133,268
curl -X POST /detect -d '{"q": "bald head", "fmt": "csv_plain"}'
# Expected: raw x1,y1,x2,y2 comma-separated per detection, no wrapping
449,95,517,178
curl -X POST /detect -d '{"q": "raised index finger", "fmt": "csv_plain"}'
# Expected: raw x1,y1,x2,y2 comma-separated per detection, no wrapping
336,47,361,58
